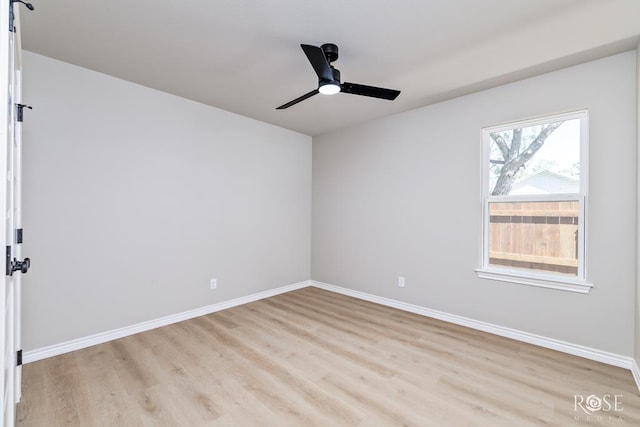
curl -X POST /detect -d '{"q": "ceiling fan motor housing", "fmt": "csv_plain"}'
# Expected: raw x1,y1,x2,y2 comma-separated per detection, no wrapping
326,67,340,84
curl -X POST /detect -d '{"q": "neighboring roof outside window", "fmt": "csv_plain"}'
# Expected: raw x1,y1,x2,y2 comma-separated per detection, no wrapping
510,170,579,195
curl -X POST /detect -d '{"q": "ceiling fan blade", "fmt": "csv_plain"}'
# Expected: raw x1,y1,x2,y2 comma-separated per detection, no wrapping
341,82,400,100
276,89,319,109
301,44,334,81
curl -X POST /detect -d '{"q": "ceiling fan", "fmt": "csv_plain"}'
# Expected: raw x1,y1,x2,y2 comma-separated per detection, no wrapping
276,43,401,110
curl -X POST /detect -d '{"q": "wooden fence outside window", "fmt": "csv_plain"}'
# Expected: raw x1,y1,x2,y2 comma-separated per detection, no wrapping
488,201,579,275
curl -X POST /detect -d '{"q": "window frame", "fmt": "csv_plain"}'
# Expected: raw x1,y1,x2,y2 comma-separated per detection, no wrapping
476,110,592,293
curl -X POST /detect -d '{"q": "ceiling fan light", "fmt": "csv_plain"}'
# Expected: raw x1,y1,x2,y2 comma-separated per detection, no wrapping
319,81,341,95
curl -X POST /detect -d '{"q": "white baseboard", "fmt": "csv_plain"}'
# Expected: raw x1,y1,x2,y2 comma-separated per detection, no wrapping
24,277,638,391
632,360,640,392
23,280,310,364
310,280,635,370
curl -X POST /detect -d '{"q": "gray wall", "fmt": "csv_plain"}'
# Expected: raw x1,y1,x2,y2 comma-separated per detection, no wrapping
312,52,637,356
22,52,312,351
22,49,639,360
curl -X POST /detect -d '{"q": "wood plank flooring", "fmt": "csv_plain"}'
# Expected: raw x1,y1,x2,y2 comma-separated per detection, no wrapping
16,287,640,426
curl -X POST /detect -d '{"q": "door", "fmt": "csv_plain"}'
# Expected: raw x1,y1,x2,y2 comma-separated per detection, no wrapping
2,2,28,425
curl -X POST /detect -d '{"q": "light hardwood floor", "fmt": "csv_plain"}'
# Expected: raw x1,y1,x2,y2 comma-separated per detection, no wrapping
16,287,640,426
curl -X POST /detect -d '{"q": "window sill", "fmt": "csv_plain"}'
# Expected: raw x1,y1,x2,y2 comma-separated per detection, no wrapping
475,268,593,294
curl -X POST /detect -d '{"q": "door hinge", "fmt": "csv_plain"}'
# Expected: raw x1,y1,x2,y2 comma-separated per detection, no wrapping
16,104,32,122
16,228,23,244
17,350,22,366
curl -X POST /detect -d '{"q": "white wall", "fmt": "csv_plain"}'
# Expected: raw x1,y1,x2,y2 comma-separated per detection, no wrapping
635,43,640,371
21,52,312,351
313,52,637,356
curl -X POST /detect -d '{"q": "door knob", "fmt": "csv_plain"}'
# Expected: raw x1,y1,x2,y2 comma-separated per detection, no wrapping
9,257,30,275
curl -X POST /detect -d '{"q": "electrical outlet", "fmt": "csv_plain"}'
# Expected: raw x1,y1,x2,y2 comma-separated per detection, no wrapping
398,276,405,287
210,278,217,290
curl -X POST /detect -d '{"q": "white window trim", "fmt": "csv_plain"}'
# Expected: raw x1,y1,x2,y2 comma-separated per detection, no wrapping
476,110,593,293
475,268,593,293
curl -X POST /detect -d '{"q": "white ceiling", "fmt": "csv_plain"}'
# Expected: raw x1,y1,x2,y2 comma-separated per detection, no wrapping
20,0,640,136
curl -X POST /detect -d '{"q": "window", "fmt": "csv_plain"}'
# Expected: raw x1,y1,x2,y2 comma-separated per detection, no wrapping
477,111,591,293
